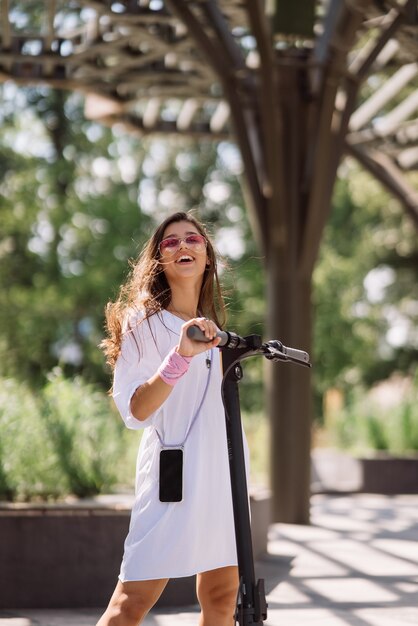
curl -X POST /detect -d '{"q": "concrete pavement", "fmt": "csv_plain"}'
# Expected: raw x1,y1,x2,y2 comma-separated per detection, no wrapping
1,493,418,626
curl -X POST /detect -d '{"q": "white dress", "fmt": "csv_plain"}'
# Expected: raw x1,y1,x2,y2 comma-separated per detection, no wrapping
112,309,250,581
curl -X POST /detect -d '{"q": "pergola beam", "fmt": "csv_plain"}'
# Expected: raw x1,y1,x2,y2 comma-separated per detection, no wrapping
354,7,410,80
209,100,230,133
199,1,248,73
349,62,418,131
348,37,399,74
300,0,417,274
347,142,418,227
176,98,199,131
397,146,418,169
374,89,418,135
347,117,418,146
245,0,286,251
300,0,369,276
167,0,269,243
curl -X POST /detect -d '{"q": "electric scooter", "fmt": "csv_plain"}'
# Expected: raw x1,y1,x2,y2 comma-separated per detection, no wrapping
187,327,311,625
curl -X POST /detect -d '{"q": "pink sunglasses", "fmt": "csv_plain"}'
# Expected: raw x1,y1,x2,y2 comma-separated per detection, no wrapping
159,234,207,254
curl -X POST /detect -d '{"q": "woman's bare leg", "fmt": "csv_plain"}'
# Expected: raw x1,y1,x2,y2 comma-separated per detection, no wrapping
96,578,169,626
196,566,239,626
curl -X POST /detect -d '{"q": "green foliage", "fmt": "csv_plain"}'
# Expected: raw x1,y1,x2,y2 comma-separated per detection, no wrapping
0,85,154,386
313,169,418,419
0,376,66,500
327,377,418,456
42,370,133,497
0,372,138,500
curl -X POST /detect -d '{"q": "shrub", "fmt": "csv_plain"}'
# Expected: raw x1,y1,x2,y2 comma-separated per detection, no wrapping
326,376,418,456
0,377,66,500
0,371,139,500
42,369,137,497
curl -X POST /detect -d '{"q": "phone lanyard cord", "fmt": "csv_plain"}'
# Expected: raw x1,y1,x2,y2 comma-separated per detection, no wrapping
155,349,213,449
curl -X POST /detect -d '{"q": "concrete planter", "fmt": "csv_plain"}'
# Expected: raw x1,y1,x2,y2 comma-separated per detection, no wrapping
0,489,270,609
359,454,418,494
311,448,418,494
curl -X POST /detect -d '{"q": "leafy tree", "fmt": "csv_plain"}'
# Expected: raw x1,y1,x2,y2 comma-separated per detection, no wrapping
0,85,154,385
313,165,418,417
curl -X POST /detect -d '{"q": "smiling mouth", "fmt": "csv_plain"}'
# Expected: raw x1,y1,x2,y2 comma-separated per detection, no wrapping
175,255,195,264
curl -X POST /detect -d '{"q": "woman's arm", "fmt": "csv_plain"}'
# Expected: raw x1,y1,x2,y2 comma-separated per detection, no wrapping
130,371,173,421
130,317,220,422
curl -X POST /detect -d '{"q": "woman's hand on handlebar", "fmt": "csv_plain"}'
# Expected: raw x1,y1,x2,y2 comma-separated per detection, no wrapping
176,317,221,357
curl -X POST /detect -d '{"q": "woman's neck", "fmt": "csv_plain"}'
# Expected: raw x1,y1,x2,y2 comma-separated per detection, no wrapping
167,302,199,321
167,286,201,321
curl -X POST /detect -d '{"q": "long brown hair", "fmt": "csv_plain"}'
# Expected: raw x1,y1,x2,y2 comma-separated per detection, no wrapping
101,211,226,368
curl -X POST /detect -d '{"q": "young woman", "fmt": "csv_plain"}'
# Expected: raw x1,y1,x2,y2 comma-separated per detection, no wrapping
98,212,249,626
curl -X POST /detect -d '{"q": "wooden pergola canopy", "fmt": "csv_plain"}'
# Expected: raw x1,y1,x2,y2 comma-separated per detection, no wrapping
1,1,417,222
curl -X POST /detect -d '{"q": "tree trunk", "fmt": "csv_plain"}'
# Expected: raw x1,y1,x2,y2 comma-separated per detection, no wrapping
266,261,313,524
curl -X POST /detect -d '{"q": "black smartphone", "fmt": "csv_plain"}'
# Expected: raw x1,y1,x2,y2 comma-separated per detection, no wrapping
159,448,183,502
